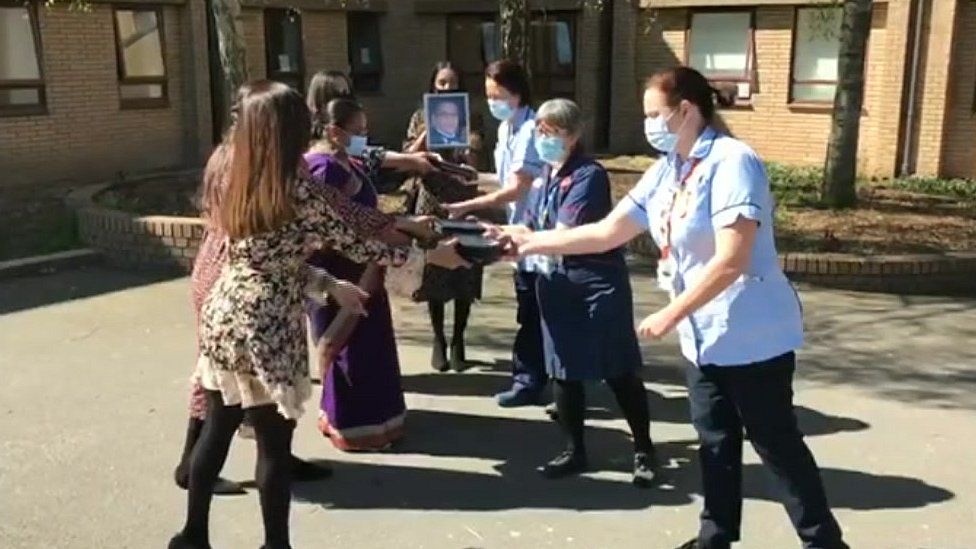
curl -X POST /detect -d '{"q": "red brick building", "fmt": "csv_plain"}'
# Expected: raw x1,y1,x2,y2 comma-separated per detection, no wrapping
1,0,974,193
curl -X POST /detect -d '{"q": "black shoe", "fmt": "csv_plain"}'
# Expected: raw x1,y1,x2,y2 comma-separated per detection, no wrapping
544,404,558,421
168,532,211,549
674,538,700,549
449,339,466,372
291,455,333,482
431,337,449,372
632,451,660,488
174,466,246,495
496,387,549,408
538,449,588,479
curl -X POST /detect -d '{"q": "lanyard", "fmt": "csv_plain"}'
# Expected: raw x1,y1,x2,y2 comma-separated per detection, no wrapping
537,169,569,230
659,158,700,260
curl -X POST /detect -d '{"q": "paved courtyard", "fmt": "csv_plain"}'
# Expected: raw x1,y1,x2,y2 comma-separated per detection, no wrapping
1,263,974,549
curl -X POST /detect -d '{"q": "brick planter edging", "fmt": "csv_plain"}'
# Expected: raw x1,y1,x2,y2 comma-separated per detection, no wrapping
779,251,976,295
67,173,204,272
69,174,976,295
627,236,976,296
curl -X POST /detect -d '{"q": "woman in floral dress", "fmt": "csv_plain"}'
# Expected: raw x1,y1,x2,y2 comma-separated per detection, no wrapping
169,80,466,549
172,96,414,493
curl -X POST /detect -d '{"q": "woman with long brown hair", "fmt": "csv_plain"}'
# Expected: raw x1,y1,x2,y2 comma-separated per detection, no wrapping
169,80,466,549
172,85,410,493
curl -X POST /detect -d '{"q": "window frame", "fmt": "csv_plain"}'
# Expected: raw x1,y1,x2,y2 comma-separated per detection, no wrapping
788,6,842,106
446,13,498,98
529,11,578,102
263,8,306,93
684,8,756,105
0,0,47,117
112,4,169,110
347,11,383,94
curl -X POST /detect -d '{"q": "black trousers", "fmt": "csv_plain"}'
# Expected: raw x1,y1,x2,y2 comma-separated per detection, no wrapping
686,353,847,549
510,271,547,392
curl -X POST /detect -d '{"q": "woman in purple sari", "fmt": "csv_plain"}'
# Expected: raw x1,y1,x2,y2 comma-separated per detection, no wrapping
305,97,408,451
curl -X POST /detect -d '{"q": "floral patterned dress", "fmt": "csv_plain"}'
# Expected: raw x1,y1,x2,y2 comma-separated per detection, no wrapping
196,176,409,420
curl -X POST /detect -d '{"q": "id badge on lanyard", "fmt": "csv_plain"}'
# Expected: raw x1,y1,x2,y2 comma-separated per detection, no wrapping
657,159,700,298
533,174,567,276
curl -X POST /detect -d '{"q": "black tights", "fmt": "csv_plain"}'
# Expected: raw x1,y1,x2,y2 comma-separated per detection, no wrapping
181,391,295,549
553,373,654,456
428,299,471,344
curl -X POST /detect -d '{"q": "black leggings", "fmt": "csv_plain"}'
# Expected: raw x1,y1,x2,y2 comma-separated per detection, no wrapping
553,373,653,455
181,391,295,549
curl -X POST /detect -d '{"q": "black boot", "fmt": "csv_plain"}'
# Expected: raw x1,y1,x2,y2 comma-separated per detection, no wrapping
168,532,211,549
450,300,471,372
538,448,588,479
428,301,449,372
174,418,246,495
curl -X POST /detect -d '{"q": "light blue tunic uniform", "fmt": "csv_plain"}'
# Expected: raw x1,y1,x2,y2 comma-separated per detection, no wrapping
617,127,803,367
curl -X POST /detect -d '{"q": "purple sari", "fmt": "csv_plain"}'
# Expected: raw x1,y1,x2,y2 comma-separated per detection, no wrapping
305,152,406,451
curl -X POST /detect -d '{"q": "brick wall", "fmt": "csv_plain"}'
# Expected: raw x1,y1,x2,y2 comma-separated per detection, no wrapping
615,4,899,177
241,8,267,80
302,11,348,85
912,0,959,176
941,0,976,179
0,3,197,189
78,207,205,272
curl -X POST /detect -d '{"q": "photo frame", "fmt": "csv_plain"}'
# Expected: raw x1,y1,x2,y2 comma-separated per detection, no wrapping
424,92,471,151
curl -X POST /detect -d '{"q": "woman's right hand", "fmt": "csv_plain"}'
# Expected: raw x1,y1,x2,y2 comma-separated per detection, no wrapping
425,238,472,270
330,280,370,316
394,215,436,239
444,202,470,220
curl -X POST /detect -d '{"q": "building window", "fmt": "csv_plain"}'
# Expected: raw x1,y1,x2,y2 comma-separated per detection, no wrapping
686,10,754,103
265,8,304,93
113,7,168,109
347,12,383,93
0,0,46,116
447,13,575,100
447,14,499,97
791,7,842,103
529,14,576,101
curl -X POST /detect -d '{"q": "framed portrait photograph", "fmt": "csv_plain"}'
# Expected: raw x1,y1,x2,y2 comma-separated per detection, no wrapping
424,92,471,150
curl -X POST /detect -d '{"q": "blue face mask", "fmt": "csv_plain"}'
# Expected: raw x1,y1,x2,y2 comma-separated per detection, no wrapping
644,114,677,154
346,134,368,157
488,99,515,122
535,135,567,164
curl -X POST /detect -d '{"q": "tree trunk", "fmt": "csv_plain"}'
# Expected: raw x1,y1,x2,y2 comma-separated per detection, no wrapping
821,0,873,209
209,0,248,109
499,0,531,71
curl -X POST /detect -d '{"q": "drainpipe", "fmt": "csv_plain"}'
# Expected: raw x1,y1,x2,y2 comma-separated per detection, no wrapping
900,0,925,177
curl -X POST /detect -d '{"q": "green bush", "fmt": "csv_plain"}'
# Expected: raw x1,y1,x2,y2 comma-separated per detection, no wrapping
765,163,823,207
885,176,976,201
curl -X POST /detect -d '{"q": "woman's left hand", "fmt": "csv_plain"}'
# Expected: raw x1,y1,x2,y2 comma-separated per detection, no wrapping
637,310,679,339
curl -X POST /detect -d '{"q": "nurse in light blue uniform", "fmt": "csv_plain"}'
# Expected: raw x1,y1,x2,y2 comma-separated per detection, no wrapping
505,67,847,549
446,60,548,407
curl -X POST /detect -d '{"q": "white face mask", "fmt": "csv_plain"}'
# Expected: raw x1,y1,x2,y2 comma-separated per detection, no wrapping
644,112,678,154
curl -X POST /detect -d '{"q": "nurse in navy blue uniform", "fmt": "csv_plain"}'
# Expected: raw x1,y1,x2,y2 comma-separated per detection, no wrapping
502,99,659,484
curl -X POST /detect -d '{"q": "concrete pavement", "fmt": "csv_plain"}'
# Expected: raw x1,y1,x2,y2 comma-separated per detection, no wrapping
0,264,973,549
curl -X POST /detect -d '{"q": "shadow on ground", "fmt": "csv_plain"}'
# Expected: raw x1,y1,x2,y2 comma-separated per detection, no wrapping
400,364,869,437
0,265,178,315
292,409,949,513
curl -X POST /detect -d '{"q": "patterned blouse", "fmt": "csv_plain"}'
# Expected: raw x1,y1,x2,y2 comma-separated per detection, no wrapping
197,174,409,406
